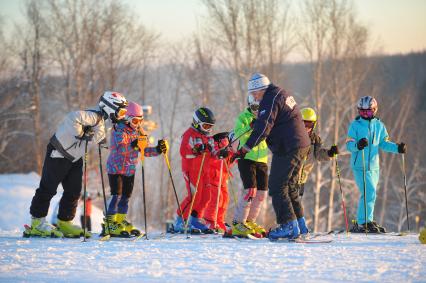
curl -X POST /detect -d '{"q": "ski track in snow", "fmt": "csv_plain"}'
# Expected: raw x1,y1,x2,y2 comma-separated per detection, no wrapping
0,232,424,282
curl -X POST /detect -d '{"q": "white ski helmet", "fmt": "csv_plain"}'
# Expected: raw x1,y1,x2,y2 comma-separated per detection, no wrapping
99,91,128,121
357,96,378,118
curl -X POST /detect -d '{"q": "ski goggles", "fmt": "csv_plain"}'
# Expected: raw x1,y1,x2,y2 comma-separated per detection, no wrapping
129,116,144,125
303,120,316,129
359,109,375,118
200,122,214,132
116,108,127,119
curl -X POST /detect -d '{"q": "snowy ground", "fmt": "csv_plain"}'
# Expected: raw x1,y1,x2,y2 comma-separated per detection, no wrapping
0,174,425,282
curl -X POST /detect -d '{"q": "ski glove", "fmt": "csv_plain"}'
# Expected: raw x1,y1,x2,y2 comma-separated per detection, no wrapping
193,143,208,154
156,139,169,154
398,142,407,154
77,126,94,142
230,148,248,163
357,138,368,150
244,187,257,202
217,148,229,159
131,139,139,150
328,145,339,157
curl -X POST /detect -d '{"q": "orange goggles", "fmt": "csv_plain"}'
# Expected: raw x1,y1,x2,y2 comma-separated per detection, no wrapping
130,117,143,125
116,108,127,118
200,123,214,131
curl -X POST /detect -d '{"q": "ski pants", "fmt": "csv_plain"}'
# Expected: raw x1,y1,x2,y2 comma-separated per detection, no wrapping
353,169,379,225
30,143,83,221
107,174,135,215
177,171,209,220
204,184,229,227
268,146,309,225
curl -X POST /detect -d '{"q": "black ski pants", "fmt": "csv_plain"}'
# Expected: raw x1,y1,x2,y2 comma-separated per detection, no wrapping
30,143,83,221
268,146,310,224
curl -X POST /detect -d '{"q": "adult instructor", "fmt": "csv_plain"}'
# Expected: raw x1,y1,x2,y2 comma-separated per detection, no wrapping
234,73,310,240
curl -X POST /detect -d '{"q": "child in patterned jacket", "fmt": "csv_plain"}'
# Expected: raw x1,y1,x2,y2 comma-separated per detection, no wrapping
102,101,168,237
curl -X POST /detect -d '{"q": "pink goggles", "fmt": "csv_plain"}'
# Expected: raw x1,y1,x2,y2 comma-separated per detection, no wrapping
359,109,375,118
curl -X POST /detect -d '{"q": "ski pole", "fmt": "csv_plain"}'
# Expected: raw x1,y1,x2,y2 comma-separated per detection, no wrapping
163,153,184,221
214,158,224,229
223,160,238,206
98,144,111,238
361,149,368,236
82,140,88,242
138,134,149,239
335,154,349,234
141,158,148,239
184,152,207,238
402,154,410,231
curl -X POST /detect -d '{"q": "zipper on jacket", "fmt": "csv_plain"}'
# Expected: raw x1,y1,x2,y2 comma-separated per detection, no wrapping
368,120,372,171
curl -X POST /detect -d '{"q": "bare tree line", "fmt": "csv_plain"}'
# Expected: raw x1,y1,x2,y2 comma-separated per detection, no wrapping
0,0,424,232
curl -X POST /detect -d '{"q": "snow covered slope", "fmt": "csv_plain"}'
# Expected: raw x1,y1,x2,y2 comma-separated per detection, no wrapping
0,174,424,282
0,173,104,233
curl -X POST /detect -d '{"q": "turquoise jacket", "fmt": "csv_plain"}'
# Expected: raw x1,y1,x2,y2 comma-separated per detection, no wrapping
346,116,398,170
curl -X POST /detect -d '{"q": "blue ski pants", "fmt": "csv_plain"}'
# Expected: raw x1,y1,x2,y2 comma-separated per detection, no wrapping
352,169,380,224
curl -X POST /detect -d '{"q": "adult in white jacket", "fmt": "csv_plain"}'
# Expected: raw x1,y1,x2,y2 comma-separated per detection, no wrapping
25,91,128,238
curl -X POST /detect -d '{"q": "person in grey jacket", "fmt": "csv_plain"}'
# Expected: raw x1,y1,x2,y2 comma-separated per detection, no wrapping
25,91,128,238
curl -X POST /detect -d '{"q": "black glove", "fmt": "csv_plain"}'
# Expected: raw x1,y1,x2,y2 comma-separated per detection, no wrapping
130,139,139,150
230,148,247,163
156,139,168,154
357,138,368,150
193,143,207,154
328,145,339,157
249,119,257,128
398,142,407,154
77,127,94,142
217,148,229,159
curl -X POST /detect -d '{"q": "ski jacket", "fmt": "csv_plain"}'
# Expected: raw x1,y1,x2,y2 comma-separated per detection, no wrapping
49,107,106,162
180,126,215,182
233,108,268,164
346,116,398,170
243,84,310,155
299,132,331,184
107,122,159,176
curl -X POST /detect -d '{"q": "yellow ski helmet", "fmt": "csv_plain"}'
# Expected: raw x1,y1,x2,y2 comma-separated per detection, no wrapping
301,107,317,122
301,107,317,130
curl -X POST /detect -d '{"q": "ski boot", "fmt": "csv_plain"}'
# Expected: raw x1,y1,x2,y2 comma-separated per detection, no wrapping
246,221,266,238
419,227,426,244
268,220,300,240
231,222,256,238
297,217,310,239
369,221,386,233
189,216,215,234
100,214,130,237
23,217,63,238
57,219,91,238
116,213,143,236
349,221,369,233
172,216,201,234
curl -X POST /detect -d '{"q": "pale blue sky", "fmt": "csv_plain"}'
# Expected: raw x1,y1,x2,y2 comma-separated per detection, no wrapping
1,0,425,57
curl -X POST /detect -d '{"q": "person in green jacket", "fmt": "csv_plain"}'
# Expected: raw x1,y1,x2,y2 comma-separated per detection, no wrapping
231,94,269,238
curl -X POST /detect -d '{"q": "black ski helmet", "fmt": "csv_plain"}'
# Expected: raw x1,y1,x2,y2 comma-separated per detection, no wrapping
192,107,216,135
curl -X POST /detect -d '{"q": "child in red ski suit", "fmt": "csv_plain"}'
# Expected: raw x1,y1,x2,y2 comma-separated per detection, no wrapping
174,107,223,233
203,132,233,232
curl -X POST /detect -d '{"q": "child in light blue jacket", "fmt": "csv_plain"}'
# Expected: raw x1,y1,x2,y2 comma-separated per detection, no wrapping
346,96,406,233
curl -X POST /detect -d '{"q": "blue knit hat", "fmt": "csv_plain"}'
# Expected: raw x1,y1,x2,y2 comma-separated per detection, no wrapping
247,73,270,93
